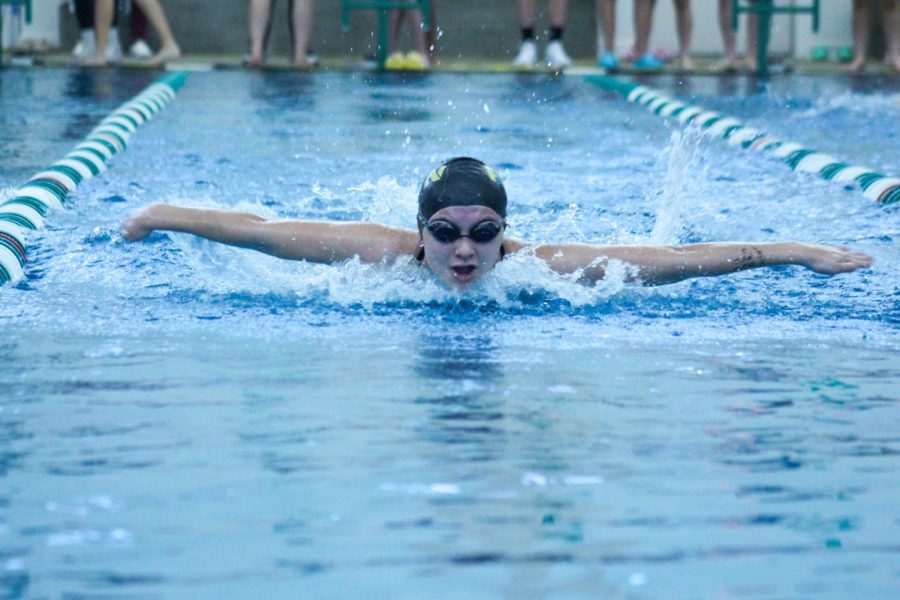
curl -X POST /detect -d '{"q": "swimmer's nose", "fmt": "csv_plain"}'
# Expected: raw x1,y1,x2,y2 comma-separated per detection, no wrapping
454,237,476,258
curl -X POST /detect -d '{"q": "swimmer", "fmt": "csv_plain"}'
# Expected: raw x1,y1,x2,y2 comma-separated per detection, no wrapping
121,157,874,290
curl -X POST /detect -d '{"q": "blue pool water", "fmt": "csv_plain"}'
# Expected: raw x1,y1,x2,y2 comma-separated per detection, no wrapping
1,68,899,599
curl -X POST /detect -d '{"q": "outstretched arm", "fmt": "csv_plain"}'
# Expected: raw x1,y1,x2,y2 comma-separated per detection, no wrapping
121,204,419,263
533,241,874,285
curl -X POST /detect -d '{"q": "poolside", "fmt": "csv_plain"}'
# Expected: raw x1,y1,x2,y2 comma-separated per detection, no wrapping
1,63,898,599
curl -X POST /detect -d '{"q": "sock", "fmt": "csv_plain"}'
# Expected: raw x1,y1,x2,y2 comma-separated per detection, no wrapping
549,27,563,42
521,27,535,42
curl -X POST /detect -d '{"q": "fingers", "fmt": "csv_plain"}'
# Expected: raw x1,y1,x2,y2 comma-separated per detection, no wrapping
121,207,154,241
120,219,145,241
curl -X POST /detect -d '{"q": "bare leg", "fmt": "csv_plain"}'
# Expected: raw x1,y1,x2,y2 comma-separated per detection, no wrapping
388,9,403,54
406,9,430,65
845,0,869,72
746,11,758,71
882,0,900,71
290,0,314,67
133,0,181,65
85,0,115,66
424,0,437,60
673,0,694,70
597,0,616,54
548,0,568,27
248,0,273,67
712,0,737,71
633,0,656,57
517,0,536,28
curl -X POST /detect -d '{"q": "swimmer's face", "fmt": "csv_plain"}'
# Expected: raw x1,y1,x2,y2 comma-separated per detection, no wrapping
420,205,505,290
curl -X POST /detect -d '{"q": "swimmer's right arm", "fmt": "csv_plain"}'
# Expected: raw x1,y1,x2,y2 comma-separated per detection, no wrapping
121,204,419,263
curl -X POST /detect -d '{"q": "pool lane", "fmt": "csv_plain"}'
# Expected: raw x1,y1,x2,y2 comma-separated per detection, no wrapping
583,74,900,206
0,72,189,287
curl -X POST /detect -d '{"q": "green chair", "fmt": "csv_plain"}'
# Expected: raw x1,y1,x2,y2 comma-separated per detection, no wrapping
0,0,32,62
732,0,819,77
341,0,430,69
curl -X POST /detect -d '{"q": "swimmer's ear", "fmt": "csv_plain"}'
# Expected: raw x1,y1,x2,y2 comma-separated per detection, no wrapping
416,240,425,262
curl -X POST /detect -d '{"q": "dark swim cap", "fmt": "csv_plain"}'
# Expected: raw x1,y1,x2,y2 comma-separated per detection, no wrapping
417,157,507,223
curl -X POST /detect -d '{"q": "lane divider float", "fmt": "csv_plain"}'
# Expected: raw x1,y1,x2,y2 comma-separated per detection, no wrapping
0,72,189,287
583,74,900,206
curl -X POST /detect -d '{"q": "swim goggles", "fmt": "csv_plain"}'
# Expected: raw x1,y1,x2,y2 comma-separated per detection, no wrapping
424,219,505,244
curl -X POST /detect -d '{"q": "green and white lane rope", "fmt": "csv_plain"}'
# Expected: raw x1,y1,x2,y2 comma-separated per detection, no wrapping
584,75,900,206
0,72,188,287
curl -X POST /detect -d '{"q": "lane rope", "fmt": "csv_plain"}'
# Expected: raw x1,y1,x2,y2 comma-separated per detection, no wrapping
0,72,189,287
583,74,900,206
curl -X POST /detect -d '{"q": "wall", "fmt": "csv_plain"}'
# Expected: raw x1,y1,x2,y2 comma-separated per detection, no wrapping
2,0,61,51
6,0,855,62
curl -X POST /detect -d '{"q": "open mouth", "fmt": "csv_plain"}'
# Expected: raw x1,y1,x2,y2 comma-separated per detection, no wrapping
451,265,476,278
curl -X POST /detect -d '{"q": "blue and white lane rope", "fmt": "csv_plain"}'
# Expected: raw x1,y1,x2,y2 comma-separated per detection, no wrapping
0,72,188,287
584,75,900,206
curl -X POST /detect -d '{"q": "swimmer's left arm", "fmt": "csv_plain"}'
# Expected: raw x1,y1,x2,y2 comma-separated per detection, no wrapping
532,242,874,285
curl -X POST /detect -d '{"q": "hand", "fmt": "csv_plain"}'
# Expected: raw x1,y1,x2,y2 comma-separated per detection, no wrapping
121,205,162,241
801,244,874,275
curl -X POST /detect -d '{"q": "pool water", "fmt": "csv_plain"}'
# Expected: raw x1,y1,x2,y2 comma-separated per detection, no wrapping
1,69,899,599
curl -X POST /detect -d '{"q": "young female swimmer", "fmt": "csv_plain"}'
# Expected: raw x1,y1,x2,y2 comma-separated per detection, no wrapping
121,157,874,289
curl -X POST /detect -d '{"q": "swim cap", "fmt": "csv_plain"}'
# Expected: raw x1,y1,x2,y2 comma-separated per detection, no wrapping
418,157,507,223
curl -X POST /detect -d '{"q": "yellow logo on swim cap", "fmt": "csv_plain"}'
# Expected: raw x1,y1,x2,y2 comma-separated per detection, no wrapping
428,165,446,183
483,165,499,182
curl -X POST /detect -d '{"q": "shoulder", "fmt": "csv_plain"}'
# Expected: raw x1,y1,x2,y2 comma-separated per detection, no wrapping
364,223,420,257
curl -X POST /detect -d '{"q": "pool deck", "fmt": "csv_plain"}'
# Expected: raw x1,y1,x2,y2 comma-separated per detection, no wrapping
3,51,899,77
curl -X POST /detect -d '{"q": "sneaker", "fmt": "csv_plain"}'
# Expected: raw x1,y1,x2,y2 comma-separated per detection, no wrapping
633,52,663,70
129,38,153,58
106,29,123,63
544,40,571,70
512,39,537,69
73,30,94,59
404,51,430,70
598,51,618,71
384,51,406,70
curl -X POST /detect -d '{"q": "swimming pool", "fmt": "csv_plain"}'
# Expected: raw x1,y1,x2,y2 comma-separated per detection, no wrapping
1,68,899,598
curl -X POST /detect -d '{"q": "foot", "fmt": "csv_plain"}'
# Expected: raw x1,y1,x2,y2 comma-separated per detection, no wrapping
597,51,619,71
146,43,181,67
843,58,865,74
384,51,406,70
72,30,94,60
633,53,663,70
244,53,264,68
129,39,153,59
544,40,571,70
512,39,538,69
80,53,108,68
106,30,123,63
885,54,900,73
710,57,738,73
405,51,430,70
679,55,695,72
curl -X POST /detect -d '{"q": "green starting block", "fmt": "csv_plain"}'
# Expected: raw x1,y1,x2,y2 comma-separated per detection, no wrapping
733,0,819,77
341,0,431,70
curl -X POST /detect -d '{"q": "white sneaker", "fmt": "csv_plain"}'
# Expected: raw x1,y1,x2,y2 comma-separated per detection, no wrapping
545,40,572,70
129,38,153,58
106,29,123,63
73,30,94,59
512,39,538,69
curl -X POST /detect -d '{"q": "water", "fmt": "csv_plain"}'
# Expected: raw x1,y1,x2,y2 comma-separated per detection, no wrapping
1,68,899,599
